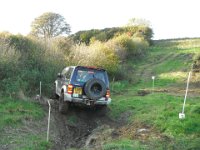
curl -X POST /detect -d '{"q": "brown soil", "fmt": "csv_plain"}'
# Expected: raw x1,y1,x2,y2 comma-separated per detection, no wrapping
43,99,117,150
0,98,118,150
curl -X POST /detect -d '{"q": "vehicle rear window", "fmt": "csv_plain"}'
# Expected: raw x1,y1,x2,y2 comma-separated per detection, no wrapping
76,69,106,83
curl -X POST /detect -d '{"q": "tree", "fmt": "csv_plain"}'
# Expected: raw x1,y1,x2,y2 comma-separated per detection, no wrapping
125,18,153,44
127,18,150,27
30,12,70,39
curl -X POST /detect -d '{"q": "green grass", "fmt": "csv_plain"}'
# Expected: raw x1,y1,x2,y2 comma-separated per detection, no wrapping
110,80,129,93
0,97,44,130
16,135,50,150
0,97,49,150
103,136,200,150
103,137,200,150
153,57,191,74
1,133,50,150
108,38,200,150
110,93,200,136
103,139,146,150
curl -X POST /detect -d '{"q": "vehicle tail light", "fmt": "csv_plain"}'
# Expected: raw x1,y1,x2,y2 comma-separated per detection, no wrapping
67,84,73,94
106,90,110,99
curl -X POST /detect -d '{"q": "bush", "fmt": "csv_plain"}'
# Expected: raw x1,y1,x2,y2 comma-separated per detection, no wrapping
113,64,135,81
70,26,153,45
193,53,200,72
69,33,150,80
111,34,149,59
124,25,153,44
0,33,71,97
112,34,135,52
0,28,151,97
0,36,21,95
70,41,119,75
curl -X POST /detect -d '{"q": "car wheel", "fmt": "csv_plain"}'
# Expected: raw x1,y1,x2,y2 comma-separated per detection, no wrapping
59,92,69,114
51,84,59,99
84,78,107,100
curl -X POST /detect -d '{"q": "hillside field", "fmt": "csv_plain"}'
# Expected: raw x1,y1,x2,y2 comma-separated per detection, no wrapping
0,38,200,150
107,38,200,149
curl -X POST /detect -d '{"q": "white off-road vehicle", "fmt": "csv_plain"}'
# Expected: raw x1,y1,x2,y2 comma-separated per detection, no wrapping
54,66,111,114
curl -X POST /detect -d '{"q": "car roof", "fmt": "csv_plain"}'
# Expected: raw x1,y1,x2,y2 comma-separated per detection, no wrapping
68,66,106,71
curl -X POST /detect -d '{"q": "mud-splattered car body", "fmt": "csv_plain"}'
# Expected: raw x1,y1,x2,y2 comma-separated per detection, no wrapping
54,66,111,113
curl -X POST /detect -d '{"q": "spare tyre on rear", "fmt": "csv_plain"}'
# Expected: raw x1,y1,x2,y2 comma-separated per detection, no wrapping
84,78,107,100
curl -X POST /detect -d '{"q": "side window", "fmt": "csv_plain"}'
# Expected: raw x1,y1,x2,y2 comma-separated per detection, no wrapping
65,68,73,80
61,68,69,76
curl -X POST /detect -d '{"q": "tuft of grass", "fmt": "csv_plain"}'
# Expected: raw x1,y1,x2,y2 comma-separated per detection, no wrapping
103,139,146,150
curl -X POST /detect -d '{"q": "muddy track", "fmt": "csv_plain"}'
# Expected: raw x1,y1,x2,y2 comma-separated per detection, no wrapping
137,53,176,81
44,99,116,150
0,97,117,150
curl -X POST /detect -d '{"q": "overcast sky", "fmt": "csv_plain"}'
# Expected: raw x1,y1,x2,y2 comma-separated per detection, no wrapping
0,0,199,39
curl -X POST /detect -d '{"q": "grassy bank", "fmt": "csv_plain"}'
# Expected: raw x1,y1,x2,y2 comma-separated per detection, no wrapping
0,98,50,150
107,38,200,149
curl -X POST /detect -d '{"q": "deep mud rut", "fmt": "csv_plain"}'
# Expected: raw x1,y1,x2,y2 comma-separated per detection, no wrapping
0,97,118,150
44,99,116,150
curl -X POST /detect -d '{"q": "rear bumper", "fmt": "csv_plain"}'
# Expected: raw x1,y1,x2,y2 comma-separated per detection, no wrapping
64,93,111,106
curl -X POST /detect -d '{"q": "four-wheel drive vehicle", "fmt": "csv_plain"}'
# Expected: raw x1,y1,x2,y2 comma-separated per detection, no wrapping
54,66,111,113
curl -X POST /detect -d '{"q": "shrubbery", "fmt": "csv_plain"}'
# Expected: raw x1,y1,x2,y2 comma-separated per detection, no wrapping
110,34,149,58
70,41,119,74
0,25,152,97
70,26,153,45
69,33,149,82
193,53,200,72
0,33,69,97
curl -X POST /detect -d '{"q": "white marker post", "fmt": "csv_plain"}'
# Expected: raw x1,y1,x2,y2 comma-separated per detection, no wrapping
179,71,192,119
40,81,42,98
47,100,51,142
152,76,155,94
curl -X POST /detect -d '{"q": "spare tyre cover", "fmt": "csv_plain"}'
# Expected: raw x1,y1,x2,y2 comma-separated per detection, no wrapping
84,78,107,100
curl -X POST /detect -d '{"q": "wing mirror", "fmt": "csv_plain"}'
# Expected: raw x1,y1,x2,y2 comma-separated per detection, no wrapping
57,73,62,78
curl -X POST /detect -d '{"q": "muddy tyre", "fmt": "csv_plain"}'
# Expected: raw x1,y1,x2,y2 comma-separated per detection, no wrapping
51,84,59,99
59,92,69,114
84,78,107,100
